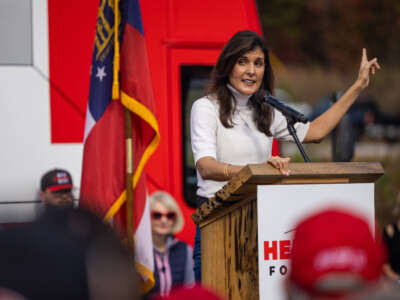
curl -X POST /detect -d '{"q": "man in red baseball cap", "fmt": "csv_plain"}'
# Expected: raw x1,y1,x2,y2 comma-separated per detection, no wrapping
287,208,386,300
40,168,74,207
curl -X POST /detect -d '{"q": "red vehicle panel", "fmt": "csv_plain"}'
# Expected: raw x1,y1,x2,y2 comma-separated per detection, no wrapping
140,0,265,245
48,0,266,245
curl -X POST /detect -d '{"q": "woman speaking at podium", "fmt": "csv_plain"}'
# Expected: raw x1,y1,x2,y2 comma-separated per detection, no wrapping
190,30,380,281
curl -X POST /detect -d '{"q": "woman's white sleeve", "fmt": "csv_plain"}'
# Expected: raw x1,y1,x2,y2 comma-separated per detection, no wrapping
190,99,218,164
270,109,310,142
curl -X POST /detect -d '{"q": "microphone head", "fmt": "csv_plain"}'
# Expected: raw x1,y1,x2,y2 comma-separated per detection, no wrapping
255,89,309,124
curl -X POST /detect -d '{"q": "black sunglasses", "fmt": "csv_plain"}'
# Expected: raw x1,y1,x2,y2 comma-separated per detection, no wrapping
151,211,176,221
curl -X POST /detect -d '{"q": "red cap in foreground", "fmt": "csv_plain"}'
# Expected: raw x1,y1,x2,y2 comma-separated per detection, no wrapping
289,208,385,299
151,285,225,300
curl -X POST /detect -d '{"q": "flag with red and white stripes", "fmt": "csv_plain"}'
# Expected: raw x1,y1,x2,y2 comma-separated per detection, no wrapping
80,0,159,292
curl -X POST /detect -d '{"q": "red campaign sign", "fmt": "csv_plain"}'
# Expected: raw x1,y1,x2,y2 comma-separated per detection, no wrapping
264,240,292,261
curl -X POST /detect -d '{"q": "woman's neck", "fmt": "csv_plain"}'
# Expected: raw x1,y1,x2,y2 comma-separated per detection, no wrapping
152,233,168,253
227,83,251,107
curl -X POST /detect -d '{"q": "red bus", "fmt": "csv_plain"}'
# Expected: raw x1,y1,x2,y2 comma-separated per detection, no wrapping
48,0,266,244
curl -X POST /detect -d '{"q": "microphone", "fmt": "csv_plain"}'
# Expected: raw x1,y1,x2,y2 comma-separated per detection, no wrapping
255,90,309,124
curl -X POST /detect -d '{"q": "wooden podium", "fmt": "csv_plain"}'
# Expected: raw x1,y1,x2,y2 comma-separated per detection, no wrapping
192,162,384,300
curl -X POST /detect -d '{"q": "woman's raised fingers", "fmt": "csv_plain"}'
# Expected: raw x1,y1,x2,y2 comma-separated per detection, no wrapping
361,48,367,64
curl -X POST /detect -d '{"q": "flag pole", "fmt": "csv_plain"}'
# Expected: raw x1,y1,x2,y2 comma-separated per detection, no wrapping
112,0,134,254
125,108,135,255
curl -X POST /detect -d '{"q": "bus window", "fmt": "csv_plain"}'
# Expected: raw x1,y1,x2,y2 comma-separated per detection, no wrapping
181,65,213,208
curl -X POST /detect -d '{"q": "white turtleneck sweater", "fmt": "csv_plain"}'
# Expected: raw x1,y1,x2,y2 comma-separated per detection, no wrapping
190,85,309,199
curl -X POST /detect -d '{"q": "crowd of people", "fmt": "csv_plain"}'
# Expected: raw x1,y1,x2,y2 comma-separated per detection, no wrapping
1,171,399,299
0,29,397,299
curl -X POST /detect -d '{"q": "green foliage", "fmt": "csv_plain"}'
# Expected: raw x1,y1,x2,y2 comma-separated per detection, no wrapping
257,0,400,68
375,157,400,227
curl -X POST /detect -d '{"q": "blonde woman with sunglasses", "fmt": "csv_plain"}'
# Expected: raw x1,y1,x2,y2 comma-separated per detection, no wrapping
148,191,194,297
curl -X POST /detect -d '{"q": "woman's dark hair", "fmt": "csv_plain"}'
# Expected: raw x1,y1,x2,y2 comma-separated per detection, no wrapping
207,30,274,136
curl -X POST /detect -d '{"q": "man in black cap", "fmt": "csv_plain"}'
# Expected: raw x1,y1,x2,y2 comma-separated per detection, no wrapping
40,168,74,207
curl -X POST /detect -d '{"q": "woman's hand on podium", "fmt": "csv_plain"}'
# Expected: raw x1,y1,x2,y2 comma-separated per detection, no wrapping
267,156,291,176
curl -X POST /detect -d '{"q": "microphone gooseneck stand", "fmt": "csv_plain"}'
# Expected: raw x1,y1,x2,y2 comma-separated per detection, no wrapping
286,116,311,163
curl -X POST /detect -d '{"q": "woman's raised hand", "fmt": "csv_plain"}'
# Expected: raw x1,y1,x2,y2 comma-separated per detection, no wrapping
356,48,381,90
267,156,291,176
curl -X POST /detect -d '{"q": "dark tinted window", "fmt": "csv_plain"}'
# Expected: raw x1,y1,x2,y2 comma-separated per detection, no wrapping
181,66,213,208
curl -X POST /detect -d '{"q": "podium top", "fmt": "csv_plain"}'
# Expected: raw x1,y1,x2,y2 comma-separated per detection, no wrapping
192,162,383,225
